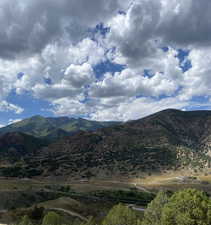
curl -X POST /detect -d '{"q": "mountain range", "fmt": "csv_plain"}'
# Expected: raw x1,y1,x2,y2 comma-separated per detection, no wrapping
0,115,120,140
0,109,210,179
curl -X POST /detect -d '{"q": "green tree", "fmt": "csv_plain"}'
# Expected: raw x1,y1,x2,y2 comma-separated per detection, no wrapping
161,188,211,225
18,215,33,225
142,190,169,225
102,203,141,225
42,212,62,225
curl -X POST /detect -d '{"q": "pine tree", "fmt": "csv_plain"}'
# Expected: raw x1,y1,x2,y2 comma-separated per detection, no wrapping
142,190,169,225
161,188,211,225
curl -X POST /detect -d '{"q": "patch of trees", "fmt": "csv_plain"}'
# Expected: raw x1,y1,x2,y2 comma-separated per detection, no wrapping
91,189,155,205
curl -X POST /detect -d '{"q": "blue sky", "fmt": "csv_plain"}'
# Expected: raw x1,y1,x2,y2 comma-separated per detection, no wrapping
0,0,211,126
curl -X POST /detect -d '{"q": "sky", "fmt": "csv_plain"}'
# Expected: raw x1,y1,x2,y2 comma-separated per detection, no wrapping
0,0,211,126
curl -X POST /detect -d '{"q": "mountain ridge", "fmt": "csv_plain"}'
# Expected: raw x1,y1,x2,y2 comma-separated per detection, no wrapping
0,115,121,140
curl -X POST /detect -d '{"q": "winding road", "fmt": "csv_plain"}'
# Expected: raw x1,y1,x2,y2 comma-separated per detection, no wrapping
47,208,88,222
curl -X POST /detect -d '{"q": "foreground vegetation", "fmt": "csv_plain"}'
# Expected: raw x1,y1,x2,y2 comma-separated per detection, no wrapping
16,188,211,225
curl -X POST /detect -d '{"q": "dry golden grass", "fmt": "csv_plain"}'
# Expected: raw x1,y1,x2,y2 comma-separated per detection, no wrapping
198,175,211,182
69,179,134,192
127,170,211,194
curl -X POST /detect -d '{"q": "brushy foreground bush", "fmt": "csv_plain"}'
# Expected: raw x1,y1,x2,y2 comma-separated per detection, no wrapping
142,188,211,225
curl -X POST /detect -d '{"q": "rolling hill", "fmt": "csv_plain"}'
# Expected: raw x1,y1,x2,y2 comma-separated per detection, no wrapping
0,109,211,178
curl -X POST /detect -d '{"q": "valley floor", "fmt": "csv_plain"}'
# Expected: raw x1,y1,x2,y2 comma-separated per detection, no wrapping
0,170,211,224
0,170,211,193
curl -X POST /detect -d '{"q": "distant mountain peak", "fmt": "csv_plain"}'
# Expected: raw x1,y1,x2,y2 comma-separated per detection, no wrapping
30,115,45,119
160,108,182,113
